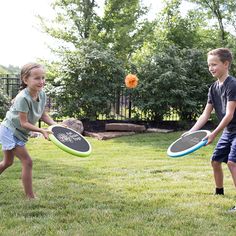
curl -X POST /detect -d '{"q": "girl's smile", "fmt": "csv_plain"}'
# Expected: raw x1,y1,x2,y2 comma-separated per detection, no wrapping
23,67,45,96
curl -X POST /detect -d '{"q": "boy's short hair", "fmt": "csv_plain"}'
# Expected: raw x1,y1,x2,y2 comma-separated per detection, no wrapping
207,48,233,67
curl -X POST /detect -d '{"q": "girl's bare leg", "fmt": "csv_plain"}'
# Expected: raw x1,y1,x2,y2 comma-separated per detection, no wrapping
0,150,14,174
13,146,35,199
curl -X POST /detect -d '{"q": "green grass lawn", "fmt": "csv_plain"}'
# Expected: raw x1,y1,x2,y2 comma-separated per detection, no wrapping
0,131,236,236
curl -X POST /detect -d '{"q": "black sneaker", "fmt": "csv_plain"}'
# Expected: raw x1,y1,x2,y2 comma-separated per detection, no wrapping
215,188,224,195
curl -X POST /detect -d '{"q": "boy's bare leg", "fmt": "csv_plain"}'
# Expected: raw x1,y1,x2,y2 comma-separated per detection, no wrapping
211,161,224,190
227,161,236,188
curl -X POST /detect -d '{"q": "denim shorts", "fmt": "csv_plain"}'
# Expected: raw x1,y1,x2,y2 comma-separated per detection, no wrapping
0,125,25,151
211,130,236,163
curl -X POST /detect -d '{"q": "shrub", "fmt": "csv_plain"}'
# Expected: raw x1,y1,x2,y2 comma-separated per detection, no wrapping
47,40,125,120
0,88,10,120
133,46,213,121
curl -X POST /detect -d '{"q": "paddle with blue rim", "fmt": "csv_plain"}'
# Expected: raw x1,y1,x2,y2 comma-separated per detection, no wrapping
167,130,211,158
48,125,91,157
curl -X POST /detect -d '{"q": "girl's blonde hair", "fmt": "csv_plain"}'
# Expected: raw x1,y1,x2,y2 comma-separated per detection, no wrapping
207,48,233,68
20,63,44,90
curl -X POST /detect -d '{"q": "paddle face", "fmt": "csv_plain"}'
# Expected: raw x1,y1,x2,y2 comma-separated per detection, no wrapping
49,125,91,157
167,130,211,158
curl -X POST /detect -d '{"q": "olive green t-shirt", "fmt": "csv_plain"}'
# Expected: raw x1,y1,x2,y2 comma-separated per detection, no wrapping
1,87,47,142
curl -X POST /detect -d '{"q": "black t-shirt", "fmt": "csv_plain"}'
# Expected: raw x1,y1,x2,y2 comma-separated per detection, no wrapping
208,76,236,132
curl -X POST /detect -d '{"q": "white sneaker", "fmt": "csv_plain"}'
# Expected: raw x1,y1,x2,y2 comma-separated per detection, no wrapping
228,206,236,213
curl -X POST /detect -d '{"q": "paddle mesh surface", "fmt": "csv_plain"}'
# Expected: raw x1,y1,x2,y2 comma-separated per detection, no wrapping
51,126,90,152
169,131,207,153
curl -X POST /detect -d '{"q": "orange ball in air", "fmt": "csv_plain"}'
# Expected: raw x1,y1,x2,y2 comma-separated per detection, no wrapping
125,74,139,89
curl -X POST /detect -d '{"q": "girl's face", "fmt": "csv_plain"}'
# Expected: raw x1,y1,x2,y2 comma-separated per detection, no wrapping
207,55,229,80
23,67,45,93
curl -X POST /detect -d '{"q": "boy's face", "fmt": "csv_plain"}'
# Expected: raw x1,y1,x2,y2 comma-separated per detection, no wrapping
207,55,229,79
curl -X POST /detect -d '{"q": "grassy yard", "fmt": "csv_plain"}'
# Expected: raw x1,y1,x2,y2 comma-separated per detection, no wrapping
0,131,236,236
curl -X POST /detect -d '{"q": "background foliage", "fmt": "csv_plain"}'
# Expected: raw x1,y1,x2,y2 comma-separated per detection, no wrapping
2,0,236,122
38,0,236,121
0,88,10,120
132,46,214,121
46,40,125,120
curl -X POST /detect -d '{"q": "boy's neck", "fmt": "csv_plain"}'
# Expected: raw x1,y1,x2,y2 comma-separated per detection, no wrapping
218,73,229,84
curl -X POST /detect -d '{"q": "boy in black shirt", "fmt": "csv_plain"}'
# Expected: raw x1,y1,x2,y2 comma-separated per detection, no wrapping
187,48,236,211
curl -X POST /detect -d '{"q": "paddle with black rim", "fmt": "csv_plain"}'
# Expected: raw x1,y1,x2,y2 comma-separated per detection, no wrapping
167,130,211,158
48,125,91,157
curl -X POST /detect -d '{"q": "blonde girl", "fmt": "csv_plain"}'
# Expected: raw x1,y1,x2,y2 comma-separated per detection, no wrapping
0,63,56,199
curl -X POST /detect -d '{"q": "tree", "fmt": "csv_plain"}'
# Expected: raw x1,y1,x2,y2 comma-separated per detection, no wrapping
39,0,99,47
0,65,20,75
131,0,215,65
153,0,217,49
40,0,153,120
0,66,8,74
97,0,152,65
40,0,152,67
186,0,236,44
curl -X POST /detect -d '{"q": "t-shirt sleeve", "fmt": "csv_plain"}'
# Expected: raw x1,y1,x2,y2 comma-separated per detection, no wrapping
227,82,236,101
14,96,30,113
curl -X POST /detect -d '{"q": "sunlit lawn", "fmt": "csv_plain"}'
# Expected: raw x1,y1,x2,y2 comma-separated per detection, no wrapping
0,131,236,236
